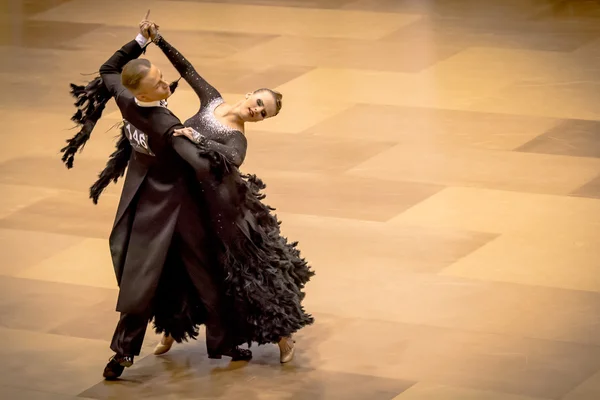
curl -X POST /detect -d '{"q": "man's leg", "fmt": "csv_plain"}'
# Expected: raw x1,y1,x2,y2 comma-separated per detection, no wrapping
110,312,149,356
173,230,251,361
104,312,149,379
178,244,227,351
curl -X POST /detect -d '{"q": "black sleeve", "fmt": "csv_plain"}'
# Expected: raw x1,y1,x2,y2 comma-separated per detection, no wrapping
171,135,212,180
99,39,146,109
201,134,247,167
150,112,211,178
153,35,221,106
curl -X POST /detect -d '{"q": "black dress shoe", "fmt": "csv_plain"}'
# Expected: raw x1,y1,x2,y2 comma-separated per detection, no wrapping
208,347,252,361
103,355,134,380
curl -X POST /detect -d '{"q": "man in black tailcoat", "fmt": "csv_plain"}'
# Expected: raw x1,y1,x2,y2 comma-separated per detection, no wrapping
100,16,251,380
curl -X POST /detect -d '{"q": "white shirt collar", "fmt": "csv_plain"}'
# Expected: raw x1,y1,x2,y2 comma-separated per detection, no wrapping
135,98,167,108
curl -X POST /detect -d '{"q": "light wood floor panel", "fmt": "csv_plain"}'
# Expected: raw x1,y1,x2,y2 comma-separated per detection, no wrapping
31,0,420,40
2,0,600,399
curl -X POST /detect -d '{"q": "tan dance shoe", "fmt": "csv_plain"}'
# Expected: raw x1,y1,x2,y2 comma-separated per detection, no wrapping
278,337,296,364
154,334,175,355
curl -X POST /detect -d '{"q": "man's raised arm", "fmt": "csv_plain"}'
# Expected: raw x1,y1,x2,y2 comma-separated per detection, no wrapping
99,13,152,105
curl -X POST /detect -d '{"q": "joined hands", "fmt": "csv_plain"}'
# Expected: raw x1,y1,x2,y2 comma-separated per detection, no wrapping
139,9,159,41
138,11,203,145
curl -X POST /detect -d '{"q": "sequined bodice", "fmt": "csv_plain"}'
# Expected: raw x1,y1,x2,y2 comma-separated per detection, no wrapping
185,98,242,144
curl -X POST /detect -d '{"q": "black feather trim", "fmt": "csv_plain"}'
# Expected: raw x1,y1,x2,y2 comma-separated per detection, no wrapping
151,147,315,346
89,126,132,204
60,76,110,169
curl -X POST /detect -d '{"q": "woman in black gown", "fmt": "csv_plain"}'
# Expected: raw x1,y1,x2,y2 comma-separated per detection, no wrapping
149,29,315,363
61,26,314,363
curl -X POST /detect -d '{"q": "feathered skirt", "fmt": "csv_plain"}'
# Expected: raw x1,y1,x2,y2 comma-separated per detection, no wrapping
152,146,315,346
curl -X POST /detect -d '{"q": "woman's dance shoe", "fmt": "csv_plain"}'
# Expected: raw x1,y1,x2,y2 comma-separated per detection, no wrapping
153,334,175,355
278,337,296,364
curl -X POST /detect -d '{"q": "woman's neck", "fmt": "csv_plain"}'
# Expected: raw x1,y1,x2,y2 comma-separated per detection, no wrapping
220,100,245,127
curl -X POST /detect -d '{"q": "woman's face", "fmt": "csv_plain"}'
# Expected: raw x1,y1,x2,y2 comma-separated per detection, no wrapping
240,91,278,122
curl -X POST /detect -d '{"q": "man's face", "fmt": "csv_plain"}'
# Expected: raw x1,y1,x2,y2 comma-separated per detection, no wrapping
135,65,171,102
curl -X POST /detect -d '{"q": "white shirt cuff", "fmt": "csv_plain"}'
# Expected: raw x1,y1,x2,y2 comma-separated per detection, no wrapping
135,33,150,48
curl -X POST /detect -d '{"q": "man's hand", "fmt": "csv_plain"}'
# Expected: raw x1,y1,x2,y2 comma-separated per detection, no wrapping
174,127,204,144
